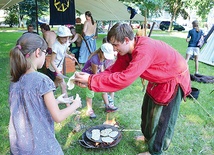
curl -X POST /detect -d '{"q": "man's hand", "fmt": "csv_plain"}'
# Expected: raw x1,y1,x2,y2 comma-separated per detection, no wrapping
74,72,90,88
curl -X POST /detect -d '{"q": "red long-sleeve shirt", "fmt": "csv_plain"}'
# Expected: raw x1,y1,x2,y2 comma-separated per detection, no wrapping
89,37,191,105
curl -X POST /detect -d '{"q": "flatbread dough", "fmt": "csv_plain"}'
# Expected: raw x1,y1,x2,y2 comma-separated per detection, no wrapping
67,72,76,90
108,131,118,138
101,137,114,143
91,129,100,141
100,128,112,136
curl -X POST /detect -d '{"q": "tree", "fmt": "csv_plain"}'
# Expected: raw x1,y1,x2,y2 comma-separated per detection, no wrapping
188,0,214,19
18,0,49,28
4,5,19,27
163,0,188,31
4,12,19,27
119,0,164,35
161,0,213,31
2,0,49,28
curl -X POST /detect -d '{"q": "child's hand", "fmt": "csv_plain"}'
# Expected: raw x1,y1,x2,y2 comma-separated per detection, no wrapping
57,93,73,104
69,55,77,62
72,94,82,108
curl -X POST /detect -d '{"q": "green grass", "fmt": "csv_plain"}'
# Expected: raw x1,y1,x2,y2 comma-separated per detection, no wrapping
0,30,213,155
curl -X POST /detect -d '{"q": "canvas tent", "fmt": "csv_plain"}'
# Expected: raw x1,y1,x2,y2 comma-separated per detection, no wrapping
198,30,214,66
75,0,144,21
1,0,144,21
0,0,22,9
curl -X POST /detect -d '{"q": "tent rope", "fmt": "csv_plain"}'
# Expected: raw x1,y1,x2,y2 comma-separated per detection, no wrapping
189,94,214,121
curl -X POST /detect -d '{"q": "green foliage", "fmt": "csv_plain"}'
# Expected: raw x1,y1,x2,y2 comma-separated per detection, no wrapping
4,12,19,27
195,0,214,18
163,0,188,31
119,0,164,18
18,0,49,27
4,4,19,27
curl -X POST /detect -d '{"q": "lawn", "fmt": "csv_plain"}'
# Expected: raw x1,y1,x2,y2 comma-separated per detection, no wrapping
0,29,213,155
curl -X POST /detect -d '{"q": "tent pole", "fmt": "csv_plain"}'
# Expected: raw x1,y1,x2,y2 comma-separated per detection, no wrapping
35,0,39,34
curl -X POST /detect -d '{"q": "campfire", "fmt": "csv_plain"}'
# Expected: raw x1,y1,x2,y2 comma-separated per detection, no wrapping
79,113,122,149
103,113,119,128
78,113,122,149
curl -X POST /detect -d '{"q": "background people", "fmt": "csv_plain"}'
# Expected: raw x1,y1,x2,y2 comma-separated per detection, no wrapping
78,11,97,65
75,17,84,35
74,23,191,155
69,27,83,60
9,33,82,154
185,20,204,74
39,24,57,73
23,24,38,35
136,24,146,37
40,24,57,55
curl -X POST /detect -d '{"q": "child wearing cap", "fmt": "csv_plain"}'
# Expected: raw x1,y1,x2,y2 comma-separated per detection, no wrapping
82,43,115,118
101,37,118,113
47,26,76,105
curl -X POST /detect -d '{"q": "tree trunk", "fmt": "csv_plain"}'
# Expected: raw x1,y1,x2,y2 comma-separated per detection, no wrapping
144,9,147,36
169,16,174,32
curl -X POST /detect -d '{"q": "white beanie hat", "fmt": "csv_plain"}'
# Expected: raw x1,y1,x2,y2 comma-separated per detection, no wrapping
101,43,115,60
57,26,72,37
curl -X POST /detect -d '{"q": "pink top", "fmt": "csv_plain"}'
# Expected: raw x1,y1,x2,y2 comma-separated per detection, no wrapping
88,37,191,105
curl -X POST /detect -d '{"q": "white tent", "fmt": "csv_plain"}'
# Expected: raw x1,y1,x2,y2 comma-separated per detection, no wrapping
1,0,144,21
75,0,144,21
198,30,214,66
0,0,22,9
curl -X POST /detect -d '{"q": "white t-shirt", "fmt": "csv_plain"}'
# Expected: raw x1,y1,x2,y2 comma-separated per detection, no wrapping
49,39,69,72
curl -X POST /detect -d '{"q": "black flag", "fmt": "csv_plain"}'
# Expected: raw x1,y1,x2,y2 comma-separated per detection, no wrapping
50,0,75,25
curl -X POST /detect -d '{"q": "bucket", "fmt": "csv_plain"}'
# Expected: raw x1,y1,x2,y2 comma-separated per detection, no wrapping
187,87,200,99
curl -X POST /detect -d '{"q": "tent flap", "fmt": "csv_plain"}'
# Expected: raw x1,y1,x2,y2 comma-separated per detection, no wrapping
198,31,214,66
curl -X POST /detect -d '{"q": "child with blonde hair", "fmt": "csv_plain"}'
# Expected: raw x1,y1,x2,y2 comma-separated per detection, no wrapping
185,20,204,74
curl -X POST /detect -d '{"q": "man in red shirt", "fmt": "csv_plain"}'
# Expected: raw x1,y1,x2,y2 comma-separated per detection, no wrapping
75,23,191,155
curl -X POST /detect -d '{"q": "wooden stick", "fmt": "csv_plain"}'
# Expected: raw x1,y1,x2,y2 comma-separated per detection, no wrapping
189,94,214,121
122,129,141,132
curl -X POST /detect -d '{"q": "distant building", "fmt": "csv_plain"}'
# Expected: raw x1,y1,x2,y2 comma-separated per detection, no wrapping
0,10,6,24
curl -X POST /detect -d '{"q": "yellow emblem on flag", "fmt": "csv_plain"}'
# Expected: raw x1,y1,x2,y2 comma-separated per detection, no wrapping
54,0,70,12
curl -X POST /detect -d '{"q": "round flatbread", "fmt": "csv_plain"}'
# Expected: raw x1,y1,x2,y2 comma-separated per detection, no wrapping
67,72,76,90
91,129,100,141
101,137,114,143
108,131,118,138
100,128,112,136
